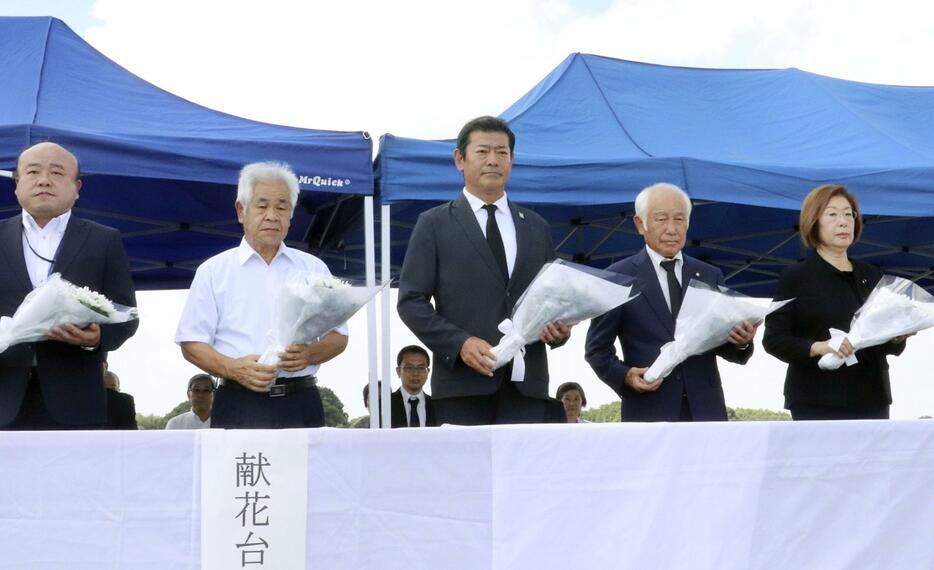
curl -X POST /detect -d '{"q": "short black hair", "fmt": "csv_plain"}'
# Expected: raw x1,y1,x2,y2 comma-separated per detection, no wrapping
396,345,430,367
456,116,515,157
187,373,215,391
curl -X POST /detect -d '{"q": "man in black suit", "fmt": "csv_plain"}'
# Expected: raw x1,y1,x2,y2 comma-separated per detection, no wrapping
398,116,570,425
104,370,138,430
390,345,436,428
0,142,138,429
585,183,756,421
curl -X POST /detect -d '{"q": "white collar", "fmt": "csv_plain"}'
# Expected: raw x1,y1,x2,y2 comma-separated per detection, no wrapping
645,244,683,268
400,386,424,400
21,209,71,235
462,187,509,213
236,237,298,266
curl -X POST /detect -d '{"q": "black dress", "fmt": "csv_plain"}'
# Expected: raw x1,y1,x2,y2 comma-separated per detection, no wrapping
763,254,905,419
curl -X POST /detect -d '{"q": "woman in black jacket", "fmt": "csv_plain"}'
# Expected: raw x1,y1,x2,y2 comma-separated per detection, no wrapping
763,184,907,420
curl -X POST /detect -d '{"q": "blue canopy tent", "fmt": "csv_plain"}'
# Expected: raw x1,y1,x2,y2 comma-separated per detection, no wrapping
376,53,934,296
0,17,374,290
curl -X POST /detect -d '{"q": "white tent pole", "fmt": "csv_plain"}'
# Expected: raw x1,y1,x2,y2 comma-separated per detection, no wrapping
364,197,379,429
380,204,392,429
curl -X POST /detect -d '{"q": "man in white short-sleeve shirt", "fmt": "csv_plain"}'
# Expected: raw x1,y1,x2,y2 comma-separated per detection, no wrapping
165,373,214,429
175,161,348,428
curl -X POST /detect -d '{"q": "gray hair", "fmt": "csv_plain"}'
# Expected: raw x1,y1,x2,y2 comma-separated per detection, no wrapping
634,182,692,229
236,161,300,217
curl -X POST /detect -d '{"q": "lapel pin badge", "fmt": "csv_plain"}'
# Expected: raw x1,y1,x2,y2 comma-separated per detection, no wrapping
518,212,525,219
694,272,701,278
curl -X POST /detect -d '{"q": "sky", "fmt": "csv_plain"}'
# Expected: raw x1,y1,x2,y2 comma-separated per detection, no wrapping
3,0,934,420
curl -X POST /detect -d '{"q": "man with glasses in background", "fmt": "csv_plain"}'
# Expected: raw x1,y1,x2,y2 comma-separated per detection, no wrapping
165,373,215,429
390,345,436,428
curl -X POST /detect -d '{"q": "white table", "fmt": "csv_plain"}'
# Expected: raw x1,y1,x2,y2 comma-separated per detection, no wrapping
2,420,933,569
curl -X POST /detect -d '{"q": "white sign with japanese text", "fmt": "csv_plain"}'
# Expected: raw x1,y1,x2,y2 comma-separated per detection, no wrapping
201,429,310,570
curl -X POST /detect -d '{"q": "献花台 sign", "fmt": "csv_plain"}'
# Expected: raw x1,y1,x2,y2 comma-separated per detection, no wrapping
201,429,311,569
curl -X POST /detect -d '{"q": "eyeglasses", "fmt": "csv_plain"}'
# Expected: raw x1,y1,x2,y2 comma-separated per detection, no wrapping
190,388,214,394
400,365,430,374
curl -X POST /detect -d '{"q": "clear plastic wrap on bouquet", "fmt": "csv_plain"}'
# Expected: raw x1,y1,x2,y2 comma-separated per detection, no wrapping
818,275,934,370
645,280,790,382
258,274,387,368
0,273,139,353
485,260,636,381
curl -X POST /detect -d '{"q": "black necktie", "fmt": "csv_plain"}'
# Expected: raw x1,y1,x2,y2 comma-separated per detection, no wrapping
408,397,420,428
660,259,682,319
482,204,509,280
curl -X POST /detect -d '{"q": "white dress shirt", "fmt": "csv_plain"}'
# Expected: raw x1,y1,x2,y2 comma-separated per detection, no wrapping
175,238,349,378
462,188,517,276
164,410,211,430
21,210,71,288
644,245,684,312
400,386,426,427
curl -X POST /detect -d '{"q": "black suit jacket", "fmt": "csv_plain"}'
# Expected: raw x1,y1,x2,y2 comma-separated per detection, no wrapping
763,254,903,411
0,214,138,426
390,389,437,428
105,389,138,429
585,249,753,421
398,194,557,400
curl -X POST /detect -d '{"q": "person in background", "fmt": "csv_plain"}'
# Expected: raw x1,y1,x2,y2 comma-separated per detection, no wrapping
165,373,214,429
763,184,909,420
104,369,137,429
555,381,588,423
390,345,437,428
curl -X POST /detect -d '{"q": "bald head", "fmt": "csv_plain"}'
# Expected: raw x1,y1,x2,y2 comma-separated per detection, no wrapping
103,371,120,392
15,142,80,180
14,142,82,227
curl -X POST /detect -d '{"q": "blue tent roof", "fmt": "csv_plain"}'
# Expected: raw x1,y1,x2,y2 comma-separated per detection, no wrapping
0,17,373,289
376,53,934,295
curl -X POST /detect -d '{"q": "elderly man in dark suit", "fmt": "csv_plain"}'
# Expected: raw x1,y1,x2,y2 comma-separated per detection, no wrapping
0,142,138,429
398,116,570,425
585,183,757,421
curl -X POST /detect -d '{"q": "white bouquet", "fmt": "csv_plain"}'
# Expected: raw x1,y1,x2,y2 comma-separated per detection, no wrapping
258,274,386,367
0,273,139,353
485,260,636,382
645,280,789,382
819,275,934,370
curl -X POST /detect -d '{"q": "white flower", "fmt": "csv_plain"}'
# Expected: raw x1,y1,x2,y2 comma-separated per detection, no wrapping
645,281,789,383
819,275,934,370
258,273,385,368
0,274,138,353
485,260,635,381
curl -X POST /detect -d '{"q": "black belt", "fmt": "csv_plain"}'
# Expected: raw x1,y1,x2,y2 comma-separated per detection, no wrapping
219,375,317,398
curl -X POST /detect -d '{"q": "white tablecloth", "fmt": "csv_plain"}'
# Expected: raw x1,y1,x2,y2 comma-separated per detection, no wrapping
2,421,933,569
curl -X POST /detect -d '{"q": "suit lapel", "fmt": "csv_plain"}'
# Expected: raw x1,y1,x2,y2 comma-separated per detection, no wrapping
635,250,675,335
681,256,712,290
52,216,90,278
451,194,507,285
0,216,33,291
